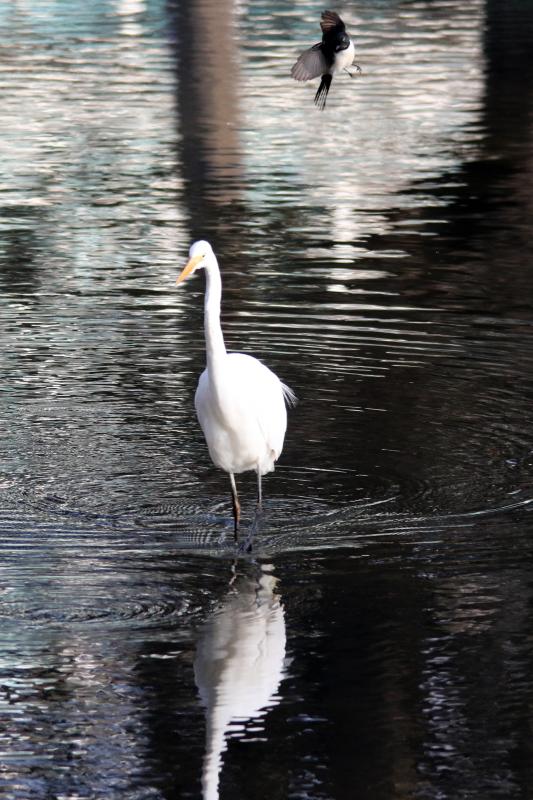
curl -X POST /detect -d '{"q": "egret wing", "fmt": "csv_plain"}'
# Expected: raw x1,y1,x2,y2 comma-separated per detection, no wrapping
229,354,289,463
255,372,288,461
195,354,294,475
291,43,328,81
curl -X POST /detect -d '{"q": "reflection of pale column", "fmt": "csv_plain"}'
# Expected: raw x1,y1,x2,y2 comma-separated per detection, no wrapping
174,0,243,208
194,564,286,800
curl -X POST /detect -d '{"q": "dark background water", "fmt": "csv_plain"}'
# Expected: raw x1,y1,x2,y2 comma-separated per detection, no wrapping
1,1,532,798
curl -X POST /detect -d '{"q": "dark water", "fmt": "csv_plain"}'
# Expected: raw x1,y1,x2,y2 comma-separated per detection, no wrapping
1,0,533,797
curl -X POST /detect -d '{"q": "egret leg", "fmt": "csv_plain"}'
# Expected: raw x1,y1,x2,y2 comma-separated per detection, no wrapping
244,471,263,551
239,471,263,554
228,559,238,587
229,472,240,542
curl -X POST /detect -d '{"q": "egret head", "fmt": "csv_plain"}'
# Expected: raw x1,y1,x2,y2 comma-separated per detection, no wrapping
176,240,214,284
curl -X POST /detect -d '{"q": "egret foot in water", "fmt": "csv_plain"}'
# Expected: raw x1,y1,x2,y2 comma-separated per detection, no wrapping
241,508,263,554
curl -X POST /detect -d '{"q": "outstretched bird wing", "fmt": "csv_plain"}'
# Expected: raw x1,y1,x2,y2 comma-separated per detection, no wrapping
290,43,328,81
320,10,346,35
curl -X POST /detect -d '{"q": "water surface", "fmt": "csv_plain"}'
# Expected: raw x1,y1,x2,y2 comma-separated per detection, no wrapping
1,0,533,798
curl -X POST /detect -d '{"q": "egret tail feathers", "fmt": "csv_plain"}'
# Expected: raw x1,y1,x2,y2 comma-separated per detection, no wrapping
282,383,298,408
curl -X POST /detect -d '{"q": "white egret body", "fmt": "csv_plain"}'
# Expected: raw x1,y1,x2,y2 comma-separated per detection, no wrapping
177,241,295,539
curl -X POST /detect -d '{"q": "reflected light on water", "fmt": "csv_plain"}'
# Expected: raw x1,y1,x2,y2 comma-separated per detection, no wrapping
1,0,533,798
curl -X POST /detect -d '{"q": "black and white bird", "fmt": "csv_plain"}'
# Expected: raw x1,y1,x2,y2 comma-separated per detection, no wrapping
291,10,360,110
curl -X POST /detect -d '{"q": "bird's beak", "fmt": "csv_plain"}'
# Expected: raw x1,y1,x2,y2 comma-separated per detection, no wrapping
176,254,203,284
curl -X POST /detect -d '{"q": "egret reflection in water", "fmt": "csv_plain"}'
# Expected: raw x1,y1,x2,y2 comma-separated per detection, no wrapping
194,563,286,800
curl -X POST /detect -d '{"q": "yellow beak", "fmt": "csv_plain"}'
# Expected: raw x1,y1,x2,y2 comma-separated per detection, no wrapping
176,254,203,284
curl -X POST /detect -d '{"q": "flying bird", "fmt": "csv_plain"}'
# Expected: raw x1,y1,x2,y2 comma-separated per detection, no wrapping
291,10,360,110
176,241,296,545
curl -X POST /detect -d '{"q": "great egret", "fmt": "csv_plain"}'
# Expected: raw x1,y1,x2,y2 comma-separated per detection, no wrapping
176,241,295,542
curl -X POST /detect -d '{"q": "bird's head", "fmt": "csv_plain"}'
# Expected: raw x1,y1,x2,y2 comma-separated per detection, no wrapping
335,33,350,52
176,240,214,284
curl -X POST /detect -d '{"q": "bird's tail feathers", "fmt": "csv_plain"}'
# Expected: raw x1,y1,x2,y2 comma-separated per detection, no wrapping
314,74,332,110
282,383,298,408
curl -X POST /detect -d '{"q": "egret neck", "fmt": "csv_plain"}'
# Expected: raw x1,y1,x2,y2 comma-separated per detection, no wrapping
202,258,230,410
